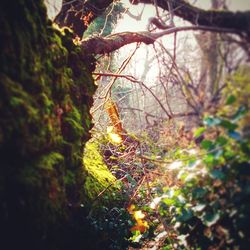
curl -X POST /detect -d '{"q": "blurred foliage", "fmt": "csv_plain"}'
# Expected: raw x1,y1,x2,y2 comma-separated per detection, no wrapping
156,103,250,249
223,65,250,108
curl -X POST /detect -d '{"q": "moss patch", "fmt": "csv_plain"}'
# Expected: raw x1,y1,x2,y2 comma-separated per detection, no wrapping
83,139,121,206
0,0,98,247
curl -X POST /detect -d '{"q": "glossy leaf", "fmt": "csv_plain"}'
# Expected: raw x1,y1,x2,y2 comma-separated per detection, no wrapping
210,169,225,180
194,127,206,138
192,203,206,212
226,95,236,105
228,131,241,141
204,117,221,127
215,136,227,146
232,106,248,122
220,119,238,131
162,197,176,206
202,212,220,227
177,208,193,222
201,140,214,150
192,187,208,199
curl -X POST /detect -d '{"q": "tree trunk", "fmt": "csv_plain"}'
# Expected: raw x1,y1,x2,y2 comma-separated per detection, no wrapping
0,0,100,248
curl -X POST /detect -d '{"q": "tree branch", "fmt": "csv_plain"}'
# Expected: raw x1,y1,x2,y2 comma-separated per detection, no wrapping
130,0,250,39
81,25,240,55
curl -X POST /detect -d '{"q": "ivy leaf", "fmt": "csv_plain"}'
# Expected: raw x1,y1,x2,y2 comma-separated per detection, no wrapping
162,198,175,206
192,187,208,199
210,169,225,180
215,136,227,146
220,119,238,131
202,212,220,227
203,154,215,165
228,131,241,141
204,117,221,127
192,203,206,212
226,95,236,105
176,208,193,222
194,127,206,138
232,106,248,122
201,140,214,150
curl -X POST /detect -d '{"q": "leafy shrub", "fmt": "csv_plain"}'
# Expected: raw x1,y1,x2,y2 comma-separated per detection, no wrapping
157,102,250,249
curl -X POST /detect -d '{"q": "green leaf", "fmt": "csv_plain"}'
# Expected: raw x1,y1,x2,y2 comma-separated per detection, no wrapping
126,174,137,186
226,95,236,105
213,149,223,159
210,169,225,180
202,212,220,227
204,117,221,127
192,187,208,199
220,119,238,131
192,203,206,212
162,198,175,206
228,131,241,141
201,140,214,150
194,127,206,138
241,142,250,155
232,106,248,122
203,154,216,165
215,136,227,146
177,208,193,222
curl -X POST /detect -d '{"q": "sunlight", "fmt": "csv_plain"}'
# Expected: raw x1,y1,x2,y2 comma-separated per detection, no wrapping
168,160,183,170
107,126,123,144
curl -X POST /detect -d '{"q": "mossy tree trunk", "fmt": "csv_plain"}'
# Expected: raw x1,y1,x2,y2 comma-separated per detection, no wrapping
0,0,97,248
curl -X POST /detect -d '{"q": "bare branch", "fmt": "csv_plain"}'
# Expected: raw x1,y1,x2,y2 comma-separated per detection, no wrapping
125,4,145,21
81,25,239,55
131,0,250,39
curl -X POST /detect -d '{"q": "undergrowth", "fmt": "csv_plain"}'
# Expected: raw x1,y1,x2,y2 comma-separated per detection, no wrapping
89,95,250,249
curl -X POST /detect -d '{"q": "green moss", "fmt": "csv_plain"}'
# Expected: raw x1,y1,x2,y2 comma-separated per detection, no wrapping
0,0,127,247
0,0,98,245
83,139,120,205
37,152,64,171
62,106,84,142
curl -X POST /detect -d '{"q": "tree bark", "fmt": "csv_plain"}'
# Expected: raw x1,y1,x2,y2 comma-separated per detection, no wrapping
81,25,239,55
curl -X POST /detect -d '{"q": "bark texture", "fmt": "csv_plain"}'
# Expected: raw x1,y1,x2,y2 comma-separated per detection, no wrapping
0,1,117,249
